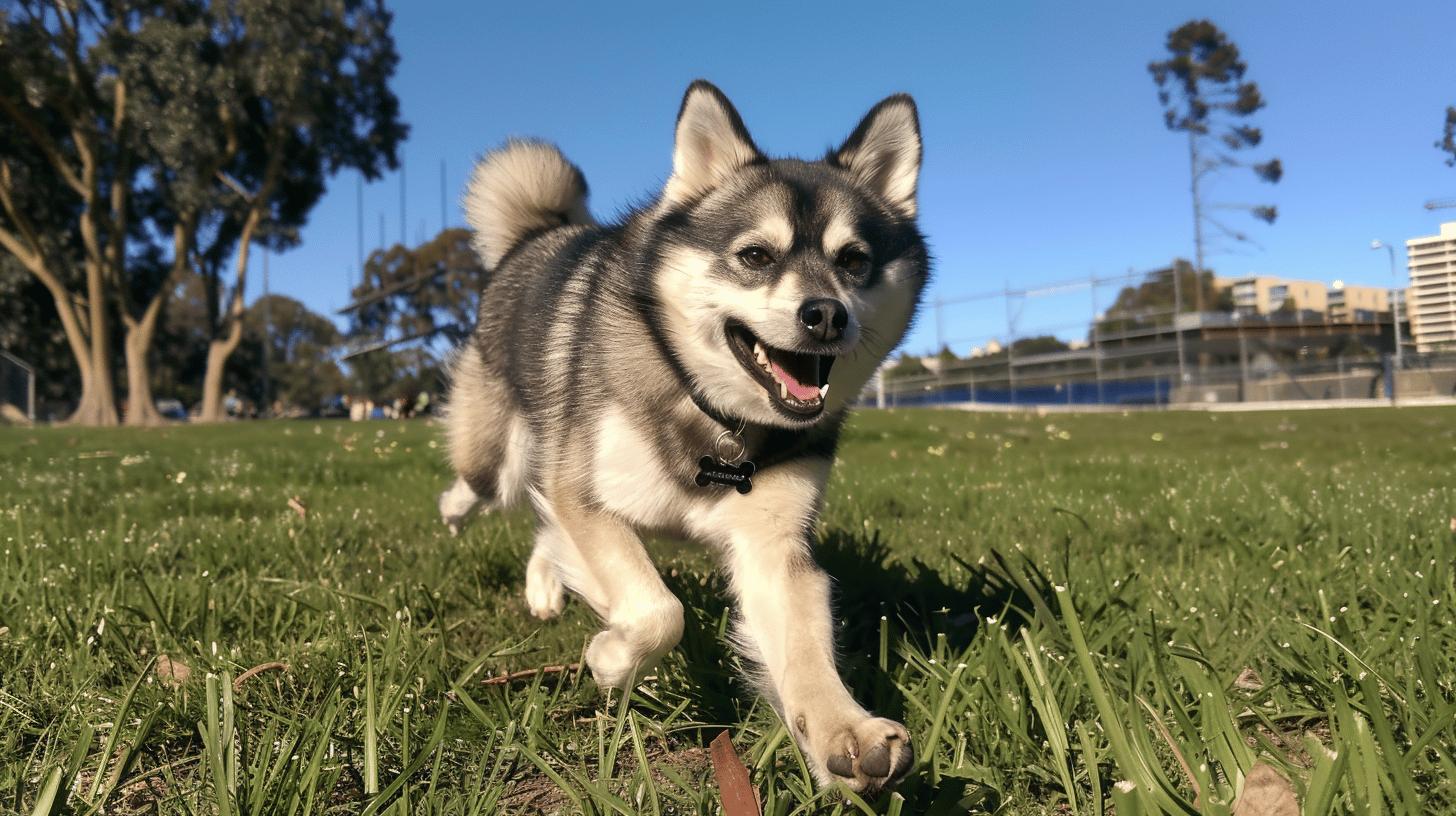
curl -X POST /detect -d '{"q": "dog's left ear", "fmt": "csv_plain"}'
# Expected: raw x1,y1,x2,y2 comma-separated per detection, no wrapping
664,80,764,206
832,95,921,218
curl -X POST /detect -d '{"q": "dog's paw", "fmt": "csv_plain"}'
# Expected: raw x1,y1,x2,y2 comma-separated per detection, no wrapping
583,600,684,689
584,629,640,689
438,478,480,535
818,717,914,795
524,554,565,620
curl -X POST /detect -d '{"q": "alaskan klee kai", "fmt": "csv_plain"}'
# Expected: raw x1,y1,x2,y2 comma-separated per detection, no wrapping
442,80,929,793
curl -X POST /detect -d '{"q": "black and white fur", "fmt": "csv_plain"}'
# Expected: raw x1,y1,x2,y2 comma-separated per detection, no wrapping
441,81,929,794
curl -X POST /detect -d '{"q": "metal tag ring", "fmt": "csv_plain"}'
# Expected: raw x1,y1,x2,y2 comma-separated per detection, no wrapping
714,430,746,464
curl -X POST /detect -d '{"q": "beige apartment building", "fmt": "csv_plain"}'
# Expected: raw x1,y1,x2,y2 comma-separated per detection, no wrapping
1405,222,1456,352
1217,276,1329,315
1327,282,1391,322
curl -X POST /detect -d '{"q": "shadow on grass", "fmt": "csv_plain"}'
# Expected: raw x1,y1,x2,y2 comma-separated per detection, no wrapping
657,523,1060,735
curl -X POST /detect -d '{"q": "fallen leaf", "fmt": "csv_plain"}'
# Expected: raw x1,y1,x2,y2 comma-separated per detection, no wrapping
288,496,308,520
156,655,192,688
1234,667,1264,691
1233,762,1298,816
710,730,760,816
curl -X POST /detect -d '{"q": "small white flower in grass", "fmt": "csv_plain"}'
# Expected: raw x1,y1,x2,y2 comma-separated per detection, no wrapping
1150,432,1164,442
175,471,187,484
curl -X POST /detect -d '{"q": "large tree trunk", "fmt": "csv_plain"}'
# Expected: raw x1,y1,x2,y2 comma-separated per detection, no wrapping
122,315,162,426
198,210,260,422
120,222,190,427
62,257,119,425
199,321,243,421
0,171,117,425
70,362,118,426
79,254,119,425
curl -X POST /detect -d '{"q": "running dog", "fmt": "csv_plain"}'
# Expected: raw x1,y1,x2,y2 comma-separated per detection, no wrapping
441,80,929,793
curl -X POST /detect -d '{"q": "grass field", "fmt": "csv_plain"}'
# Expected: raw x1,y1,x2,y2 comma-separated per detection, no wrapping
1,407,1453,814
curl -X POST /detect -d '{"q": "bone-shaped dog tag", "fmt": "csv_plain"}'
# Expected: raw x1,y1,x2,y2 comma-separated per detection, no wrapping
695,455,755,494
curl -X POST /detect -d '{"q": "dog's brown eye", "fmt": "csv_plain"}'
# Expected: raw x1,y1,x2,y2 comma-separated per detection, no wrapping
836,247,870,275
737,246,774,269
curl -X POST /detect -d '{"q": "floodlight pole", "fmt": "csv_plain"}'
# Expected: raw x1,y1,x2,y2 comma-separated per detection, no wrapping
1371,240,1405,398
1090,273,1104,404
262,247,272,416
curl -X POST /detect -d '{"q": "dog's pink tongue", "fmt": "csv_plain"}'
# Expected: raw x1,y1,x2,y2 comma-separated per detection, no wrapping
771,361,820,401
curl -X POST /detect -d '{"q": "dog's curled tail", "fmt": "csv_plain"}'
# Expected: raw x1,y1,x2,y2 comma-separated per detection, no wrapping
463,140,593,269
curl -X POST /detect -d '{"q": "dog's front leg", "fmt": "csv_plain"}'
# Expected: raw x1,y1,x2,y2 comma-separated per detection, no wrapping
543,494,685,689
711,459,913,795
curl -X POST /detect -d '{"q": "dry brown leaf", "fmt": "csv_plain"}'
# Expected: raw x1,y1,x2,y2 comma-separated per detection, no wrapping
1234,666,1264,691
156,654,191,688
710,730,760,816
233,661,289,691
1233,762,1298,816
288,496,308,519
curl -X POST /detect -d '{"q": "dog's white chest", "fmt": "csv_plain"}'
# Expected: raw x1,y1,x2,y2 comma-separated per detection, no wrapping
592,407,696,529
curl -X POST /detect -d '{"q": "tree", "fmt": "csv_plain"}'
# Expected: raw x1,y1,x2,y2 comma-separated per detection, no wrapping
1150,20,1282,312
1009,336,1072,356
340,228,485,402
230,294,346,413
345,228,484,353
191,0,407,422
0,1,406,425
1441,106,1456,166
0,3,131,424
883,353,931,381
1098,260,1230,336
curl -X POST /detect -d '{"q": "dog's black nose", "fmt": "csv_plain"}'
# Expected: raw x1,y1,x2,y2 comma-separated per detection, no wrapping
799,298,849,343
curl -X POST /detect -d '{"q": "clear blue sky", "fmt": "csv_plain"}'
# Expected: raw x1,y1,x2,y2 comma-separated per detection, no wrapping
260,0,1456,355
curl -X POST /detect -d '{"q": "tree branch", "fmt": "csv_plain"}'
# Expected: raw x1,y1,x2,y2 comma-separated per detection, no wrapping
0,96,86,195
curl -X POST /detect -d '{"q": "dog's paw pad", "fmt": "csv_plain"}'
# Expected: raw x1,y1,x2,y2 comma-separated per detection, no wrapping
822,717,913,794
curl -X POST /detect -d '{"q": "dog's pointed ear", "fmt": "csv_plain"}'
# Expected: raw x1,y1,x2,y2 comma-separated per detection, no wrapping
664,80,763,206
832,94,921,218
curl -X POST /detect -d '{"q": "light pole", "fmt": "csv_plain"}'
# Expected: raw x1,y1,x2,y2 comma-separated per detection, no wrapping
1370,240,1405,374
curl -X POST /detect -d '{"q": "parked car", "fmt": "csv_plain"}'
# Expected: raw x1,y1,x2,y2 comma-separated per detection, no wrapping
156,398,188,421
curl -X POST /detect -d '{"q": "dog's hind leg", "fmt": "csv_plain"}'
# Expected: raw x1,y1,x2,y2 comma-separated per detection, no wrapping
438,477,481,536
440,344,529,532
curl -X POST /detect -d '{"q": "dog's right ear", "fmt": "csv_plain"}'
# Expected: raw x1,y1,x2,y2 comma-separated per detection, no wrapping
663,80,763,206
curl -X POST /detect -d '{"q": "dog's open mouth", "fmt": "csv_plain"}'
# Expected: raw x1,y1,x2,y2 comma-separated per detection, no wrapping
726,321,835,417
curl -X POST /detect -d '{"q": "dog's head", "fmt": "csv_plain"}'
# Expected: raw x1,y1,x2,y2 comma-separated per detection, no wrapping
649,80,929,429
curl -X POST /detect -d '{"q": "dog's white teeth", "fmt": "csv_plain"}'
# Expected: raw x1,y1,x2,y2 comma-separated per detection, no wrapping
819,384,829,399
754,343,768,366
779,380,788,400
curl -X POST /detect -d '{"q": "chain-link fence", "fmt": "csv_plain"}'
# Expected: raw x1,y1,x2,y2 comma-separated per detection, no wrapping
0,351,35,421
876,269,1454,407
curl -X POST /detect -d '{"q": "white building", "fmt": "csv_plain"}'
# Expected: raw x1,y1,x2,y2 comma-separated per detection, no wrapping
1405,222,1456,352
